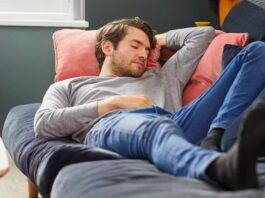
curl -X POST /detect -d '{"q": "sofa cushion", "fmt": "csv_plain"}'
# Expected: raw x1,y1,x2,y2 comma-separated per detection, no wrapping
53,30,99,82
222,0,265,42
221,45,243,70
51,160,263,198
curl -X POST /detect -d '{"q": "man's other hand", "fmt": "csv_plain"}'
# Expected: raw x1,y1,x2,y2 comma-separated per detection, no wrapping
98,95,155,115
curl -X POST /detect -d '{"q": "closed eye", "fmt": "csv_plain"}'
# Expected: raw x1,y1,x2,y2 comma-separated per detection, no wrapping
131,45,139,49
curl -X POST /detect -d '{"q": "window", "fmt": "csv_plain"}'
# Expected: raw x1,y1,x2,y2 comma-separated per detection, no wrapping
0,0,88,28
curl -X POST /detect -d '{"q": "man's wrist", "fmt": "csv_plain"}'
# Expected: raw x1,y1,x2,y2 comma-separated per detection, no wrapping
98,97,118,115
155,33,166,47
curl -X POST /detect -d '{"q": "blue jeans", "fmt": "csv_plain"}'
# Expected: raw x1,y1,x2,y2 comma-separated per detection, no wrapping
222,87,265,151
174,41,265,144
86,41,265,182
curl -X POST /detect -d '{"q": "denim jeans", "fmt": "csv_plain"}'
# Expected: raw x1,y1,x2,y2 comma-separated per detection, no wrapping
174,41,265,144
222,87,265,151
86,41,265,181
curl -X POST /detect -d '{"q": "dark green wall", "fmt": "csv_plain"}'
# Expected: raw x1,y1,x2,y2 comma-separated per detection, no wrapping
0,0,218,133
0,27,58,132
85,0,219,31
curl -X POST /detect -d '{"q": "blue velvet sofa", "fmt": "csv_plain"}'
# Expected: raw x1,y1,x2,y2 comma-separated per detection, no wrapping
2,0,265,197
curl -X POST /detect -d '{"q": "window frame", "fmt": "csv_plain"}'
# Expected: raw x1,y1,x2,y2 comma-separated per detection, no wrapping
0,0,88,28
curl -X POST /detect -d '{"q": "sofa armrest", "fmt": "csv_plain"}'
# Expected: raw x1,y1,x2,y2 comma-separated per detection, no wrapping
2,103,123,198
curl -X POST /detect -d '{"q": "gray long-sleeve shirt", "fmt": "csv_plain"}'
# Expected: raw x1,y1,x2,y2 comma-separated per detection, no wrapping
34,27,215,143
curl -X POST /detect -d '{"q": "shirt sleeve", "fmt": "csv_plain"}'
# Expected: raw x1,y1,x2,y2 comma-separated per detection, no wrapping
34,82,99,138
160,27,215,88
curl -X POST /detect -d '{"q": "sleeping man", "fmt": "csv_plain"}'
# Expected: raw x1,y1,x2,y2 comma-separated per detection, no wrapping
34,17,265,190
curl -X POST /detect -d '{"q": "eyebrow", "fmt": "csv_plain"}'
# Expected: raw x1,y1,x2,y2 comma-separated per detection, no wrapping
131,39,151,51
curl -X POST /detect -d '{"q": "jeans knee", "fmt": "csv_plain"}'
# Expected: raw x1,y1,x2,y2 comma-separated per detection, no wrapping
246,41,265,54
237,41,265,72
143,117,176,141
148,118,182,151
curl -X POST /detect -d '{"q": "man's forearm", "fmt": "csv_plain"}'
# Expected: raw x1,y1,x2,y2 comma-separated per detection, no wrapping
98,95,155,116
165,27,215,51
34,102,98,138
98,97,118,116
34,84,99,138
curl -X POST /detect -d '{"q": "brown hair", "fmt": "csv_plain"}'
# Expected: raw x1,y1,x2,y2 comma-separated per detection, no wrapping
95,17,156,69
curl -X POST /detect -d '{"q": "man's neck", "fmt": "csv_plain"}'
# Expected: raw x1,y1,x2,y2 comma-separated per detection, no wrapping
99,63,116,77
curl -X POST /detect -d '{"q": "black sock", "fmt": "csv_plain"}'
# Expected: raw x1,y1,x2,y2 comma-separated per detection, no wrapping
200,128,225,152
205,99,265,190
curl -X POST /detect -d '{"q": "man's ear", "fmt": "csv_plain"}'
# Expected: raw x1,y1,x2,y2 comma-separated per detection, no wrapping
101,40,114,56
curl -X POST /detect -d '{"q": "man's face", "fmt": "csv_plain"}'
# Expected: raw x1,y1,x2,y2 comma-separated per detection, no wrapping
110,27,151,77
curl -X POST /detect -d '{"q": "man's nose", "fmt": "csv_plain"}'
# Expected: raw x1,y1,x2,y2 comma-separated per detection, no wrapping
139,48,148,59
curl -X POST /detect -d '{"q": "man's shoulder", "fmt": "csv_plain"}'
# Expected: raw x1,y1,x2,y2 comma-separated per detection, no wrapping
48,76,93,92
53,76,96,85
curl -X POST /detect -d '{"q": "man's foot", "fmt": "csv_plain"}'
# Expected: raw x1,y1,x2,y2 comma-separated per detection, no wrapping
206,99,265,190
200,128,224,152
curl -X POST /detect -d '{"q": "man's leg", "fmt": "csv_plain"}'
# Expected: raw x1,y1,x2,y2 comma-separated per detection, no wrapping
207,99,265,189
86,104,265,190
202,41,265,150
87,107,219,179
172,41,265,147
221,87,265,151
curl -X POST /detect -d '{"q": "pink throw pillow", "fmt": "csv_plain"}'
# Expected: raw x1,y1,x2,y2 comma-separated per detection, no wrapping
53,29,99,82
182,30,249,106
53,29,161,82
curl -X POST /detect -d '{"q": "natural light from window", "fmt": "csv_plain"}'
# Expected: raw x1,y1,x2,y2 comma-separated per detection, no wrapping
0,0,88,27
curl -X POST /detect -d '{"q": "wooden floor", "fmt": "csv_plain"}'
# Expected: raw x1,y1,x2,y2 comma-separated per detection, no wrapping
0,154,28,198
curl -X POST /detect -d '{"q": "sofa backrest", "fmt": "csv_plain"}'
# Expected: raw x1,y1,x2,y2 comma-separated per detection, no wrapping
222,0,265,42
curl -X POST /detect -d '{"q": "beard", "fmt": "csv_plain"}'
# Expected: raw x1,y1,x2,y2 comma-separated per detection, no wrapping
110,51,145,77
